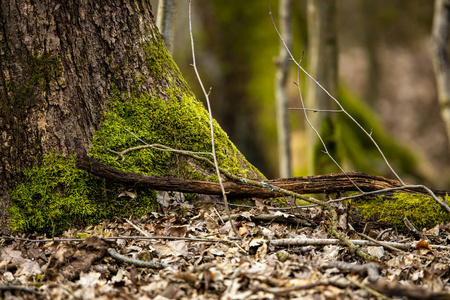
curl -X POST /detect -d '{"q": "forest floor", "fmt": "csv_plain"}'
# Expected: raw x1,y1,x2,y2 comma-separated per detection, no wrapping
1,193,449,300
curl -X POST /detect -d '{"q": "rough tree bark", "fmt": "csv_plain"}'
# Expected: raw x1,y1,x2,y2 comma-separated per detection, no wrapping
0,0,260,232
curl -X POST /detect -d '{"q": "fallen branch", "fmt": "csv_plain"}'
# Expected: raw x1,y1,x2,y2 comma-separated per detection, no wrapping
75,150,450,260
269,237,450,251
75,151,449,199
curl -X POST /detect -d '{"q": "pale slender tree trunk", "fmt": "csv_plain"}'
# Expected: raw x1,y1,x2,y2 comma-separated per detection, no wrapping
431,0,450,148
156,0,177,55
275,0,292,178
306,0,338,174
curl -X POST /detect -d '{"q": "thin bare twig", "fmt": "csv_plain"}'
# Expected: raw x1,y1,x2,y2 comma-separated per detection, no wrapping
289,107,344,113
358,232,404,253
4,235,449,251
268,237,450,251
295,58,364,193
125,218,151,237
346,276,393,300
403,217,426,239
251,278,349,294
188,0,240,239
269,5,405,186
1,235,226,244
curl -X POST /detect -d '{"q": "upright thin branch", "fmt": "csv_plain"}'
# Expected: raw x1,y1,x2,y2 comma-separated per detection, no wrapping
188,0,240,239
431,0,450,148
156,0,177,55
275,0,292,178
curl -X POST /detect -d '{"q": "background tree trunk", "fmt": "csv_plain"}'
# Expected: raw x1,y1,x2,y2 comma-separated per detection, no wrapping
431,0,450,149
0,0,260,233
275,0,293,178
306,0,339,174
156,0,176,55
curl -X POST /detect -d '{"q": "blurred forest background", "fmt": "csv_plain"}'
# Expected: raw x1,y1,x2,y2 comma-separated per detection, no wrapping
150,0,450,190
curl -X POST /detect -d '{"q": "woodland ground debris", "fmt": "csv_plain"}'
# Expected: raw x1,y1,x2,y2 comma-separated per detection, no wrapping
1,194,449,300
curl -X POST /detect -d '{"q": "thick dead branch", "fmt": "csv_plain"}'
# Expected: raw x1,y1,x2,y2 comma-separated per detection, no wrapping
75,151,448,198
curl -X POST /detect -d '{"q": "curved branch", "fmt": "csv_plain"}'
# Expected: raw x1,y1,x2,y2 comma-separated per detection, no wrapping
75,151,449,199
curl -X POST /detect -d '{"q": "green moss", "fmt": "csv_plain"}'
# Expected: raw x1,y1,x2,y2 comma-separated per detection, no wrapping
89,86,262,180
141,34,185,90
9,154,156,235
74,233,91,239
353,193,450,229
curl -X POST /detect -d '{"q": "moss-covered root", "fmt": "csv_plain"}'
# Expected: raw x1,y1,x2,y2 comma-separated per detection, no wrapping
353,193,450,229
8,154,156,235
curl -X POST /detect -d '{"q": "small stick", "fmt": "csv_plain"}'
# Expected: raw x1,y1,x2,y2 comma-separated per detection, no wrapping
346,276,393,300
358,232,404,253
107,248,171,268
125,218,151,237
403,217,425,239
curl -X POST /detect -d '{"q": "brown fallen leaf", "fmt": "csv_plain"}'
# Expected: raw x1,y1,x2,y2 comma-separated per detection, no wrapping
415,239,432,250
44,236,109,282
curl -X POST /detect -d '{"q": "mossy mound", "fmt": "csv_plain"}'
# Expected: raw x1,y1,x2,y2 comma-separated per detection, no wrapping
353,193,450,229
9,85,263,235
9,154,156,235
89,87,263,180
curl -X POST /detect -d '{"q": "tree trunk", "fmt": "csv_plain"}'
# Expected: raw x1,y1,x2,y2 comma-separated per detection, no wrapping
275,0,293,178
431,0,450,149
306,0,339,174
156,0,176,55
0,0,261,233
